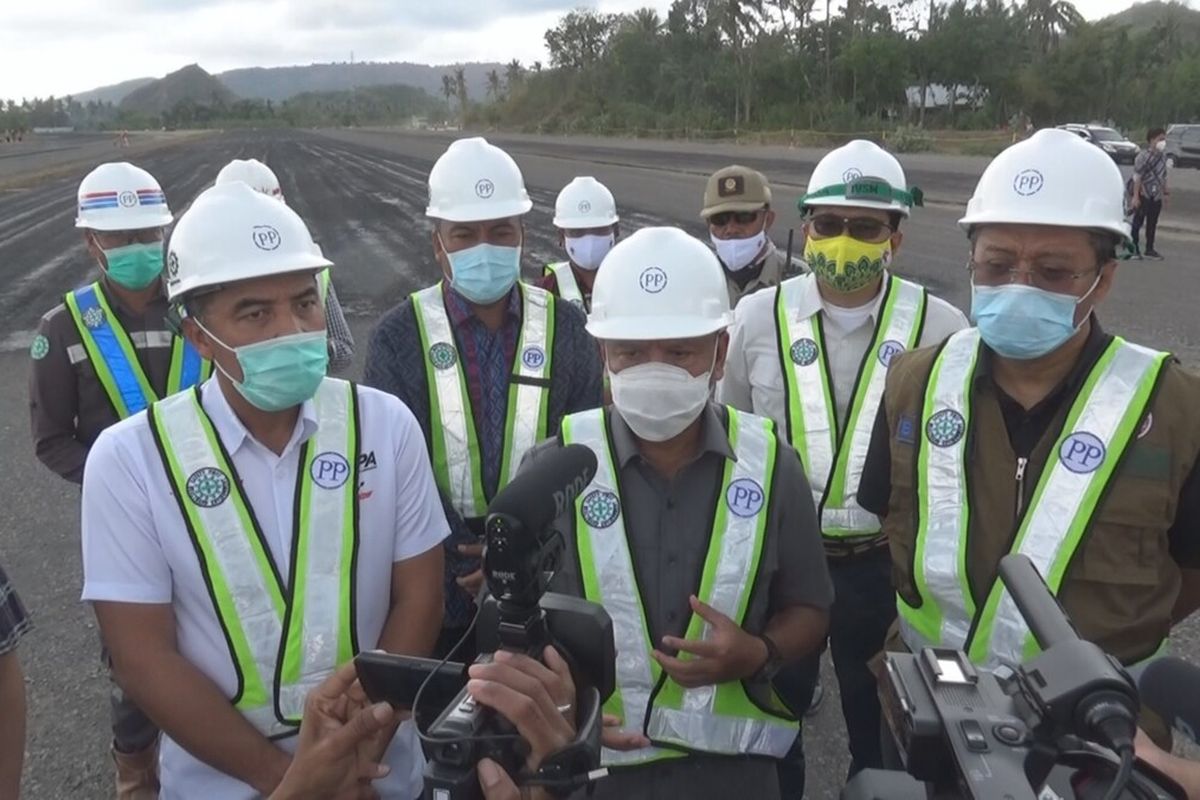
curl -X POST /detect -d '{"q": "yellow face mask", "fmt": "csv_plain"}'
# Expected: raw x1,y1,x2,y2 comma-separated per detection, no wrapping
804,234,892,293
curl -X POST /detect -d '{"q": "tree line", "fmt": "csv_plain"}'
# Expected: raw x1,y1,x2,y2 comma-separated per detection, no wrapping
464,0,1199,143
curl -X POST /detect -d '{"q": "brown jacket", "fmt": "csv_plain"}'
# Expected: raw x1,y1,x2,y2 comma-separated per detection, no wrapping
29,280,179,483
881,339,1200,667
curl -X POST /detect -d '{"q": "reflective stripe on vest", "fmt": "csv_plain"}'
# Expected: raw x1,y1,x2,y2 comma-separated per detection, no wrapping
148,378,360,737
66,282,211,418
899,329,1169,669
562,407,797,767
318,269,332,303
544,262,584,309
775,273,926,538
411,283,555,518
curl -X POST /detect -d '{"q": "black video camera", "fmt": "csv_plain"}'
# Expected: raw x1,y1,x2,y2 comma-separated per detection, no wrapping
355,444,616,800
845,554,1184,800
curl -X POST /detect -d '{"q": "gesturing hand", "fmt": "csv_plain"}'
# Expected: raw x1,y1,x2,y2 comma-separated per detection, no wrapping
652,595,768,689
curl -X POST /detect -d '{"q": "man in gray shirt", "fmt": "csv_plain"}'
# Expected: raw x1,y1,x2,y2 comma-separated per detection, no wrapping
1132,127,1169,260
522,226,832,800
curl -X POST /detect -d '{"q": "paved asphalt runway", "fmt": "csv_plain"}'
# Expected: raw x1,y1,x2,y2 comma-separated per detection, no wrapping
1,128,1198,798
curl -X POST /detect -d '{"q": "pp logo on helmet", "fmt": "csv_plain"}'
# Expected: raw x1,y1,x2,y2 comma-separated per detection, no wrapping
475,179,495,199
639,267,668,294
118,191,138,208
843,168,864,183
252,225,281,251
1013,169,1044,197
577,200,591,214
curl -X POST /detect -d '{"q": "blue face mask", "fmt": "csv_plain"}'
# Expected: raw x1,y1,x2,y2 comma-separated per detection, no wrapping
102,241,164,290
199,323,329,412
970,280,1097,360
443,240,521,304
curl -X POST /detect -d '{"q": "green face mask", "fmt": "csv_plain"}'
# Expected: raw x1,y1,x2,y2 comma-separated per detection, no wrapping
804,234,892,293
198,321,329,412
102,242,164,290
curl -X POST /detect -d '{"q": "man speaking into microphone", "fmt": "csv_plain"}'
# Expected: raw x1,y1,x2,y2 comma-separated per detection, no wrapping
516,227,833,800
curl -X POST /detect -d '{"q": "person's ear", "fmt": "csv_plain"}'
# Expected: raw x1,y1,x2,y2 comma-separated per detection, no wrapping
764,209,777,232
889,229,905,257
84,231,104,265
712,331,730,384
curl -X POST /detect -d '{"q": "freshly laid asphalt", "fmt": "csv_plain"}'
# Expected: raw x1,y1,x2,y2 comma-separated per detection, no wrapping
0,128,1197,798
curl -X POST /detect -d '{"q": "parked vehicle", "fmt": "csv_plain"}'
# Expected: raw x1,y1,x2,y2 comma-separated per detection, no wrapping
1165,124,1200,169
1056,124,1141,165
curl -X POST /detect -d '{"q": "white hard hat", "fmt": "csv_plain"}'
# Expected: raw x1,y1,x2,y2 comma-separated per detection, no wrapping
959,128,1131,244
587,227,732,341
553,176,619,228
426,137,532,222
215,158,283,201
801,140,918,218
166,182,331,303
75,162,173,231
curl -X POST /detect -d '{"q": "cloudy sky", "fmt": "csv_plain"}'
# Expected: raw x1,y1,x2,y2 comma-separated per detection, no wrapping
0,0,1154,100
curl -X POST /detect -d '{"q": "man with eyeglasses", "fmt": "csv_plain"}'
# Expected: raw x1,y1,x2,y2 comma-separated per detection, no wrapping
702,165,801,307
718,140,966,782
857,128,1200,746
29,162,210,798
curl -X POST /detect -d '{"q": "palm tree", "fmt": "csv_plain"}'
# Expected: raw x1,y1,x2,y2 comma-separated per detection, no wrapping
704,0,766,125
504,60,524,93
631,7,662,33
1024,0,1084,55
441,74,455,104
453,67,468,116
486,69,502,101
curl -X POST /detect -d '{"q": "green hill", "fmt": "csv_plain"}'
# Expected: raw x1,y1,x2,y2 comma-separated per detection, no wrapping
119,64,237,115
1104,1,1200,40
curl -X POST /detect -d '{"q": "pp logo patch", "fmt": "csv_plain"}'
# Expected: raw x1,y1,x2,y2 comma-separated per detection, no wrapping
82,306,106,329
1137,412,1154,440
252,225,282,251
842,168,864,183
29,335,49,360
1059,432,1105,474
789,338,819,367
118,190,138,208
428,342,458,371
167,251,180,279
311,452,351,489
1012,169,1044,197
475,179,495,199
639,266,668,294
726,478,765,518
581,489,620,529
877,340,905,367
577,200,591,214
186,467,230,508
926,409,966,448
522,346,546,369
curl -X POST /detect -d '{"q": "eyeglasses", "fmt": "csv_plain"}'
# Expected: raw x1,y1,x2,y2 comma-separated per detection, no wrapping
92,228,163,248
708,210,762,227
967,259,1100,292
808,214,893,244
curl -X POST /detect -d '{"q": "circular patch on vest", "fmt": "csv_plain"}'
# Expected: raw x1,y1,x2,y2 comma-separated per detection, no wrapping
877,340,906,367
726,478,766,518
580,489,620,529
789,338,819,367
522,345,546,370
428,342,458,371
1059,431,1106,474
1137,412,1153,440
311,451,351,489
82,306,106,330
186,467,230,508
30,335,49,360
926,409,966,448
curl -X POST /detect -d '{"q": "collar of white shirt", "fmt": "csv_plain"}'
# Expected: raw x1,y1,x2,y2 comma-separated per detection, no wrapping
200,378,320,458
792,270,889,323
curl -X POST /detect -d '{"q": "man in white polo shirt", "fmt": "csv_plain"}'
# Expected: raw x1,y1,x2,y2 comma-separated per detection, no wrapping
80,182,448,799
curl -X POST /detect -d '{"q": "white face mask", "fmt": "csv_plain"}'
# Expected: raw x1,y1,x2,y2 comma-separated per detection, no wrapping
711,230,768,272
609,359,713,443
564,233,615,271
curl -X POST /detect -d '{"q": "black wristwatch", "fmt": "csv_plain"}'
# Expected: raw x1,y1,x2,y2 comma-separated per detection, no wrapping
750,633,784,682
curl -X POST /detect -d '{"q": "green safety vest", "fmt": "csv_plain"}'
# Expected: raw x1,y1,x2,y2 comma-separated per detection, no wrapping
411,283,556,519
543,262,585,310
562,406,797,767
318,268,331,303
66,282,212,419
148,378,360,737
899,328,1169,669
775,273,926,538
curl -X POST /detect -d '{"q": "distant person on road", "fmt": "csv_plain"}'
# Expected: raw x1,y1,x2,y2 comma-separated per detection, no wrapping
703,165,801,308
214,157,355,369
81,183,447,799
0,561,31,799
364,137,603,661
718,140,968,783
539,176,620,313
27,161,210,799
1131,126,1169,260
